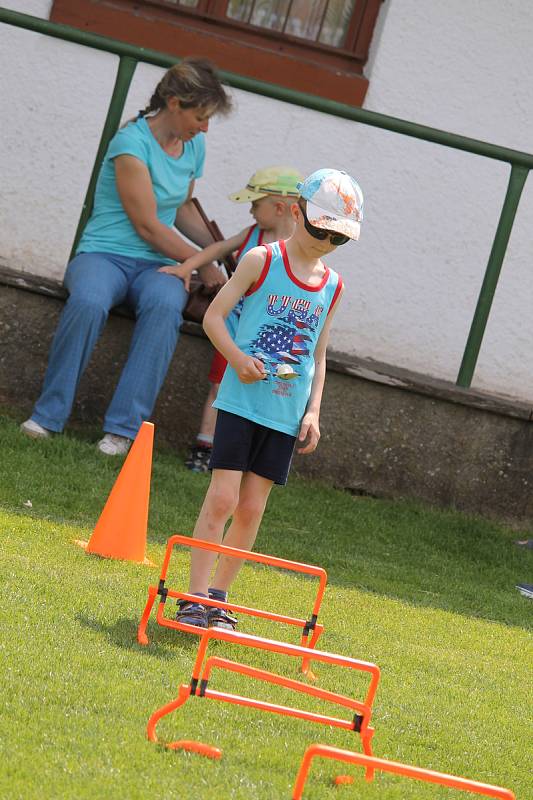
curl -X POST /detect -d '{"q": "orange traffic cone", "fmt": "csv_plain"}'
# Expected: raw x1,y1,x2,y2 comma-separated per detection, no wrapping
75,421,156,565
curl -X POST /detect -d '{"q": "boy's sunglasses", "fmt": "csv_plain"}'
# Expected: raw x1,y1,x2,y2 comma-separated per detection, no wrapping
299,201,351,246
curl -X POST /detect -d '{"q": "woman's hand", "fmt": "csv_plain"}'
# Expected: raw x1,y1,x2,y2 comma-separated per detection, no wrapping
158,263,192,290
198,262,226,290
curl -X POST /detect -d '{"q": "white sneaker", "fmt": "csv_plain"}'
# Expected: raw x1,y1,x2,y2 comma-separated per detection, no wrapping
97,433,132,456
20,418,52,439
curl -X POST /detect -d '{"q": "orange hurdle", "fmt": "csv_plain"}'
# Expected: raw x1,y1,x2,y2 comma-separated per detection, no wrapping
292,745,515,799
147,628,380,776
138,534,328,673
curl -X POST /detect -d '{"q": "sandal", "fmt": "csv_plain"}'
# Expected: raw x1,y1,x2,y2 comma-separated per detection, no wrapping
208,607,238,630
175,599,208,628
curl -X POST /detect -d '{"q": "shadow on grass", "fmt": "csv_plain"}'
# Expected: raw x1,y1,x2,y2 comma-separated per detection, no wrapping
76,612,201,658
2,413,531,632
255,478,533,631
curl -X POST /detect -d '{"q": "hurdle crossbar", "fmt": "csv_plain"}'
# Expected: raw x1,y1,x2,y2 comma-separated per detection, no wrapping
138,534,328,672
292,745,515,800
147,628,380,773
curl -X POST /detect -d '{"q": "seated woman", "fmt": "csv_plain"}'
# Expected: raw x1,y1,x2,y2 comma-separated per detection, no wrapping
21,58,231,455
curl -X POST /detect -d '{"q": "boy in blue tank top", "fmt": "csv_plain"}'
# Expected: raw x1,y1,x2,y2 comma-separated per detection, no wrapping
159,165,302,471
175,168,364,629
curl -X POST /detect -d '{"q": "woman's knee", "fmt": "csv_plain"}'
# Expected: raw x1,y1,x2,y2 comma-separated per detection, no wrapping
135,274,187,319
65,253,126,311
65,292,111,323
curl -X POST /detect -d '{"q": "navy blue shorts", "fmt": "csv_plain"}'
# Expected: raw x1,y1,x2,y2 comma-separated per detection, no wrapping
209,410,296,486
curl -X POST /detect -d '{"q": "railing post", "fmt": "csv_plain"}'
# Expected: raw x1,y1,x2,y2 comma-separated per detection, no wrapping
70,55,138,258
457,164,529,388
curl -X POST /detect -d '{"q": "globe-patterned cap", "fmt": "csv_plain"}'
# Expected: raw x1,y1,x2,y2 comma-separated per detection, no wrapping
297,168,364,240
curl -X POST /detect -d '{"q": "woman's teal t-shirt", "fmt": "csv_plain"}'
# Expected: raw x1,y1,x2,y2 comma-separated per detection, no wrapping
77,116,205,263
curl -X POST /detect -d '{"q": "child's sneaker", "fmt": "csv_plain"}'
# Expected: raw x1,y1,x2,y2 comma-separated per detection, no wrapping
185,445,211,473
175,599,208,628
208,607,238,630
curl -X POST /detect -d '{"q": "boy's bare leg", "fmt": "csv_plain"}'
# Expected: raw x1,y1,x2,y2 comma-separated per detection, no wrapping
197,382,219,441
185,383,220,472
188,468,242,594
210,471,274,593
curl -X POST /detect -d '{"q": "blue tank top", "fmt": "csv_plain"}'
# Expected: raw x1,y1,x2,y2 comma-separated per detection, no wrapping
214,239,342,437
225,224,263,338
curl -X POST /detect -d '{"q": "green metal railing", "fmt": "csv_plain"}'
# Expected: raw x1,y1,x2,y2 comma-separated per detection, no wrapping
1,6,532,389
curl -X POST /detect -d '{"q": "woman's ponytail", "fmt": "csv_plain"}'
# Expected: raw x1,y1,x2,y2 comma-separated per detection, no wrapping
138,86,165,118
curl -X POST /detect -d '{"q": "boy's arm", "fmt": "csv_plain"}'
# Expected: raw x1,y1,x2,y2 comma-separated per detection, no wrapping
203,247,268,384
173,182,224,289
297,286,345,454
158,228,249,280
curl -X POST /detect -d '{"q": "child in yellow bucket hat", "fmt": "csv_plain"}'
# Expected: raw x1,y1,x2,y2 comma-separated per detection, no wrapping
228,165,305,202
160,165,303,472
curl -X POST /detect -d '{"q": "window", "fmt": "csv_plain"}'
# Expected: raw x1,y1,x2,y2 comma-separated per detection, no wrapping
51,0,383,104
167,0,364,49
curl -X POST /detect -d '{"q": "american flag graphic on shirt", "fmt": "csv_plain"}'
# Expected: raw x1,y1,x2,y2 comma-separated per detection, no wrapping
249,293,321,377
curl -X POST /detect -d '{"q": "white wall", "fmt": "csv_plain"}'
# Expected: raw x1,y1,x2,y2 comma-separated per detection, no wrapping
362,0,533,401
0,0,117,273
2,0,533,401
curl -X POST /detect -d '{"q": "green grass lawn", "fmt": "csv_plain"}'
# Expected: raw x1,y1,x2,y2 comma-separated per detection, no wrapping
0,410,531,799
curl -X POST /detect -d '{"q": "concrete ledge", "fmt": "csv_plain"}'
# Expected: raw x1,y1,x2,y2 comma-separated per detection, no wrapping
327,353,533,422
1,266,532,525
3,265,531,421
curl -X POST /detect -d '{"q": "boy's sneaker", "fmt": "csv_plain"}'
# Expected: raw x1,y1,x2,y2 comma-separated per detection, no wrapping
185,445,212,473
516,583,533,599
20,418,52,439
208,607,238,630
175,600,208,628
97,433,132,456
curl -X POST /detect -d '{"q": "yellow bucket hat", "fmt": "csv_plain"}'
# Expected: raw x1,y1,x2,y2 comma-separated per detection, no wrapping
229,165,304,203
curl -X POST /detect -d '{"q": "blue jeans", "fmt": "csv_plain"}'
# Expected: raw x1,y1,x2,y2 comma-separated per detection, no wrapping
31,252,188,438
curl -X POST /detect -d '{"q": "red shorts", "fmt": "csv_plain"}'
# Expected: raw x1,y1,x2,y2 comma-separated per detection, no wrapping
208,349,228,384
